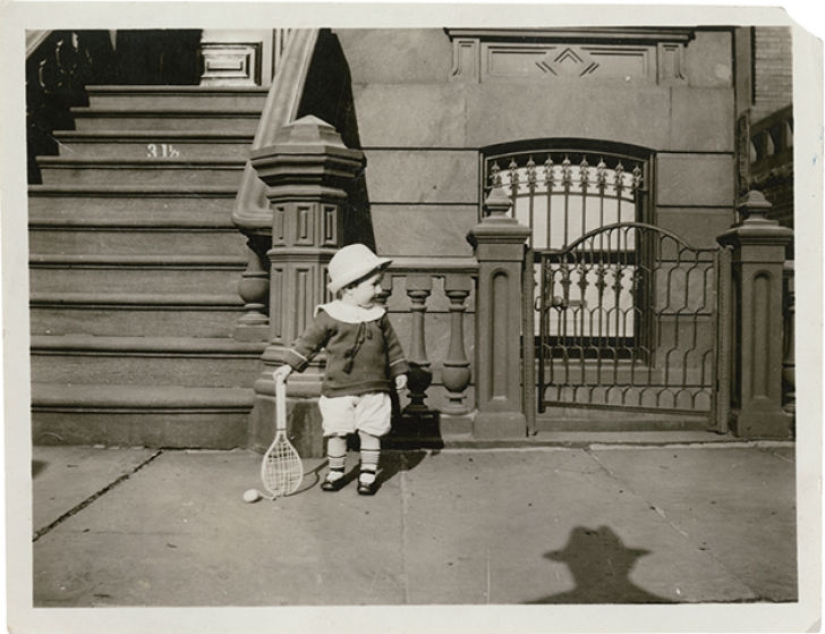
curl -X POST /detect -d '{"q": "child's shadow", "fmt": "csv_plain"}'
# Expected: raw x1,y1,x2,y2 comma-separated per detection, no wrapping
377,450,428,487
385,389,445,451
323,437,428,494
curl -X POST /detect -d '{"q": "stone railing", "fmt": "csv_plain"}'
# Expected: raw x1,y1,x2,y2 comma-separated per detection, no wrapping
741,105,794,229
749,104,793,173
378,258,478,435
25,30,116,183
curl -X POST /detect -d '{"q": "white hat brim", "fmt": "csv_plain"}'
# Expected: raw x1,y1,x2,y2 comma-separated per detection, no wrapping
328,257,392,294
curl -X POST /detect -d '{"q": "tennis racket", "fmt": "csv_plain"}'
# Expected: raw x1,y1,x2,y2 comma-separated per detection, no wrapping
260,373,304,497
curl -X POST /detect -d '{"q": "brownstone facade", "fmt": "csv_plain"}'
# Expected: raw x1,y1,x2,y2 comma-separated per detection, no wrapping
27,26,796,449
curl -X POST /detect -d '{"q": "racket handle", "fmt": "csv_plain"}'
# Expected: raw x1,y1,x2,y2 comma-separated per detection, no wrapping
275,373,287,430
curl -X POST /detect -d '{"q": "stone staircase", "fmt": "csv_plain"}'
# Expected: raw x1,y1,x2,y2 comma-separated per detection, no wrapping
29,86,270,448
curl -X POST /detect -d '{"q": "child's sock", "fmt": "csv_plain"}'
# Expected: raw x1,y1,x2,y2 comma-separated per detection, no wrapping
326,435,347,481
358,431,380,483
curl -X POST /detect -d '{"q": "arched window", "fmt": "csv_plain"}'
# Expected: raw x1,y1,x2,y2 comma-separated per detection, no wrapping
484,144,652,346
484,145,650,249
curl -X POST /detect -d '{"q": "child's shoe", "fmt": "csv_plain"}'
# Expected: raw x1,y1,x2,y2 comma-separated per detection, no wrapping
357,472,378,496
321,470,346,492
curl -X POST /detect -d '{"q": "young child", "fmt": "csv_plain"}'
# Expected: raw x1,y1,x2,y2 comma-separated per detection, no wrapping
272,243,408,495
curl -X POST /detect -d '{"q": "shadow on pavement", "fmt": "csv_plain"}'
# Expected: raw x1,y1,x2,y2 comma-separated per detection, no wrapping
291,446,428,495
294,460,329,495
526,526,675,604
32,460,48,479
378,450,428,486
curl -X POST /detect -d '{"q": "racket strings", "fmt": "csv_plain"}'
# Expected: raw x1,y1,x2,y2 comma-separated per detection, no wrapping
262,436,303,496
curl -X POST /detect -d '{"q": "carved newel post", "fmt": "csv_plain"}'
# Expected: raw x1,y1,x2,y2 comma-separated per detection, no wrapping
717,191,794,438
247,115,365,456
467,187,531,439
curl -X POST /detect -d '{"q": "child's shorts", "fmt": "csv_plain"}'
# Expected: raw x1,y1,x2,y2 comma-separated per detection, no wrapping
318,392,392,438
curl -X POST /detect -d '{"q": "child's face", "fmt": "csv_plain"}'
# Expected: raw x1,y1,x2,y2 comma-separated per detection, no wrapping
345,272,383,308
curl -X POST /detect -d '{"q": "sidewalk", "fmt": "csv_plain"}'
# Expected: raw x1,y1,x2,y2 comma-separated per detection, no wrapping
29,438,802,613
33,436,797,607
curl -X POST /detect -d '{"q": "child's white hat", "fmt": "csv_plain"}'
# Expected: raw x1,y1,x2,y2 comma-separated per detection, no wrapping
328,243,392,294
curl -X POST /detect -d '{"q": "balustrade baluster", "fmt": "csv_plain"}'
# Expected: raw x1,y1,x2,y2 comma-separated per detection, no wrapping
234,238,270,340
404,275,433,414
375,274,394,307
441,275,472,415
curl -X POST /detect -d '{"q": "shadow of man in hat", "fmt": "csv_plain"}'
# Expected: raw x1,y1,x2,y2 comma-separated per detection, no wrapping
527,526,674,604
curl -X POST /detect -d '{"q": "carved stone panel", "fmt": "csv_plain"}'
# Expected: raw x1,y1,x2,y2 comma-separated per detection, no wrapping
200,42,262,86
447,29,694,85
486,43,651,81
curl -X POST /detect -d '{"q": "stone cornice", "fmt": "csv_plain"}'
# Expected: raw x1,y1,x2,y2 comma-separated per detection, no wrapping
445,28,696,44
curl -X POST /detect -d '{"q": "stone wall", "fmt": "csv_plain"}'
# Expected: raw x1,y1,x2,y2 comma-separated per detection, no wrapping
334,28,737,256
328,28,738,417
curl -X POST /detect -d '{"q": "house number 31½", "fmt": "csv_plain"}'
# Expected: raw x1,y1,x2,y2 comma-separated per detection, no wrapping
146,143,181,158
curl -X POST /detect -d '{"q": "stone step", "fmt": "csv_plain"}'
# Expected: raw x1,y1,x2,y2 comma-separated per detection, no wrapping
71,108,260,134
28,185,237,223
28,225,247,256
52,131,254,160
534,414,709,432
29,255,245,294
85,86,268,111
28,86,269,448
30,335,266,388
37,157,245,187
83,85,268,109
30,293,243,338
31,382,255,448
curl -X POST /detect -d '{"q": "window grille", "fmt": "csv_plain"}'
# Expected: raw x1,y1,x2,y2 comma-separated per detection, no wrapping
486,151,647,250
484,148,651,343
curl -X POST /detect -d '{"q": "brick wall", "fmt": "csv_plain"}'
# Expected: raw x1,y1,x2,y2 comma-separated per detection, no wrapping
752,27,792,121
750,27,793,230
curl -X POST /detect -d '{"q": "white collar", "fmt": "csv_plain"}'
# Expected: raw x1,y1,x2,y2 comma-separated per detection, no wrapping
316,301,386,323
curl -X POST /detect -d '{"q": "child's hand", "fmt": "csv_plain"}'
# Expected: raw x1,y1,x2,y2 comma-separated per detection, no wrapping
273,365,292,383
395,374,408,391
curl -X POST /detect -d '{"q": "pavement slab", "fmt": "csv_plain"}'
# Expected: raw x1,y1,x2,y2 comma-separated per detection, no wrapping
32,446,159,535
34,450,410,606
400,449,756,605
31,445,798,609
588,445,798,601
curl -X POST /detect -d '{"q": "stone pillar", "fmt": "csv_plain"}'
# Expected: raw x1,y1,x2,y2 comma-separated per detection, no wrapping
467,187,531,439
247,115,365,456
717,191,794,438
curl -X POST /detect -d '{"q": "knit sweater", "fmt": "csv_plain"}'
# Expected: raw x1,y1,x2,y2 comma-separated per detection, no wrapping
283,301,409,398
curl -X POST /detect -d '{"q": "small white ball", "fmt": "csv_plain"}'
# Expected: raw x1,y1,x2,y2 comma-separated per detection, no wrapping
243,488,262,503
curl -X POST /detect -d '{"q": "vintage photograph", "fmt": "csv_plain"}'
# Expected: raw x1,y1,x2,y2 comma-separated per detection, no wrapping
2,2,822,633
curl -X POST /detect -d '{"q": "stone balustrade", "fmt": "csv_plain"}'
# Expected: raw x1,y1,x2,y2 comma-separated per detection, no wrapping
377,259,478,439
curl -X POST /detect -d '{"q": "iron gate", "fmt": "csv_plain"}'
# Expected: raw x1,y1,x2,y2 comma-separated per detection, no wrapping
536,222,723,418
